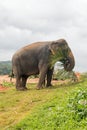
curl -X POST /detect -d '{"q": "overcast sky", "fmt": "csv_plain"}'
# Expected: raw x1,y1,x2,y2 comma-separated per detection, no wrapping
0,0,87,72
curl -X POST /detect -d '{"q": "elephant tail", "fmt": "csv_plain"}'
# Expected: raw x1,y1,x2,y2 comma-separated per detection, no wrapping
10,69,14,82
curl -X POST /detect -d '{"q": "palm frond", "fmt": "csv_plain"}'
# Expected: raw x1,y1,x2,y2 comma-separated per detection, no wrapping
49,47,68,68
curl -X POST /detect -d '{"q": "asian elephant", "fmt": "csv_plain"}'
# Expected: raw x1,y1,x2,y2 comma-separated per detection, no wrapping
12,39,75,90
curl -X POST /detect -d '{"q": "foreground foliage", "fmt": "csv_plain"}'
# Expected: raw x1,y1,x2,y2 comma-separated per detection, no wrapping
68,87,87,121
0,75,87,130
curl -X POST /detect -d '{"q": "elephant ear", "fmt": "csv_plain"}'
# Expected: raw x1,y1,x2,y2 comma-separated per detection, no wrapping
49,41,64,67
49,41,59,55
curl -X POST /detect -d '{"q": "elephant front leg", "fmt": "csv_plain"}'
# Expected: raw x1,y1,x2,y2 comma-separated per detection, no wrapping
36,67,47,89
46,68,53,87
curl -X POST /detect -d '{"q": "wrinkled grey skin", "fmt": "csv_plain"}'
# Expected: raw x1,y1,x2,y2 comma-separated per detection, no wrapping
12,39,75,90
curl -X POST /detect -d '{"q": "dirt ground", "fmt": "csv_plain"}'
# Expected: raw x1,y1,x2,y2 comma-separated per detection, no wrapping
0,75,41,84
0,75,59,91
0,75,62,84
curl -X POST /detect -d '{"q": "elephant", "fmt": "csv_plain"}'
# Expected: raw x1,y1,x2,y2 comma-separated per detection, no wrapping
12,39,75,90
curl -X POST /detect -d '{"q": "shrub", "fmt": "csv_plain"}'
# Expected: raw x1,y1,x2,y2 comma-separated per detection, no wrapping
68,87,87,121
2,80,14,87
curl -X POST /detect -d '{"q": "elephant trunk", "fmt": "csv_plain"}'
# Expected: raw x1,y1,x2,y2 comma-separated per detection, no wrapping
64,49,75,71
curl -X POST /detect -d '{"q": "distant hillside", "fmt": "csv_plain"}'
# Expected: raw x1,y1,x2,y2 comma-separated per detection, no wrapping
0,61,12,75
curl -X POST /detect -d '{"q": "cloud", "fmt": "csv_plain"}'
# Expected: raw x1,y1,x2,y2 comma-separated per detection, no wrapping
0,0,87,72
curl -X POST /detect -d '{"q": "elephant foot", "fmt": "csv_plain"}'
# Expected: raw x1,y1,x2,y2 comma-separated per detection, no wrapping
36,87,40,90
36,86,43,90
16,87,28,91
46,84,52,87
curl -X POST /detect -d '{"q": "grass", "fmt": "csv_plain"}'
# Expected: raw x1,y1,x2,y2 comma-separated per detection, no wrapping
2,80,14,87
0,78,87,130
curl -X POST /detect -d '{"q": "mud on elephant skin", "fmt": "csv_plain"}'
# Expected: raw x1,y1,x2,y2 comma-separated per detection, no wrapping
12,39,75,90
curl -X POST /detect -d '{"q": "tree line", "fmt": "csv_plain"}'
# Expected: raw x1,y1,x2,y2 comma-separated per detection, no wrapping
0,61,12,75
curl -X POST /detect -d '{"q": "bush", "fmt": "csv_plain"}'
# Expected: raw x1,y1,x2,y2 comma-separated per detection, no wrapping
2,80,14,87
53,69,77,81
68,87,87,121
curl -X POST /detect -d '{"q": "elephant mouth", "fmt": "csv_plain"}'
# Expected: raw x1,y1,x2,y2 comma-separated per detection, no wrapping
64,58,71,71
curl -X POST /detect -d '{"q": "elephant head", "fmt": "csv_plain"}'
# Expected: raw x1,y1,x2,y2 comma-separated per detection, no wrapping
49,39,75,71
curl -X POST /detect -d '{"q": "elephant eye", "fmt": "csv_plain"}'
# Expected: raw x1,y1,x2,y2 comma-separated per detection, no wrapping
65,59,70,64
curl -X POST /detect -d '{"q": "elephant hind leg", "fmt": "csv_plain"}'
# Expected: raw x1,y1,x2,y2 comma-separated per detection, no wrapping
21,76,28,90
16,76,22,90
16,75,28,91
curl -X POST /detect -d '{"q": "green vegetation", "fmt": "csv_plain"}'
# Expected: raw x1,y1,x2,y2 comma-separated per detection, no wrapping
68,87,87,121
53,69,77,81
50,46,69,68
0,61,11,75
2,81,14,87
0,76,87,130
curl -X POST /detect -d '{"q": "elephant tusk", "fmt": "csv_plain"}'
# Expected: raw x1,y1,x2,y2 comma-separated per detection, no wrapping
50,48,55,55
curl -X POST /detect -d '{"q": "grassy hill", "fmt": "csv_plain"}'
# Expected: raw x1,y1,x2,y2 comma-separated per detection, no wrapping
0,61,11,75
0,76,87,130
